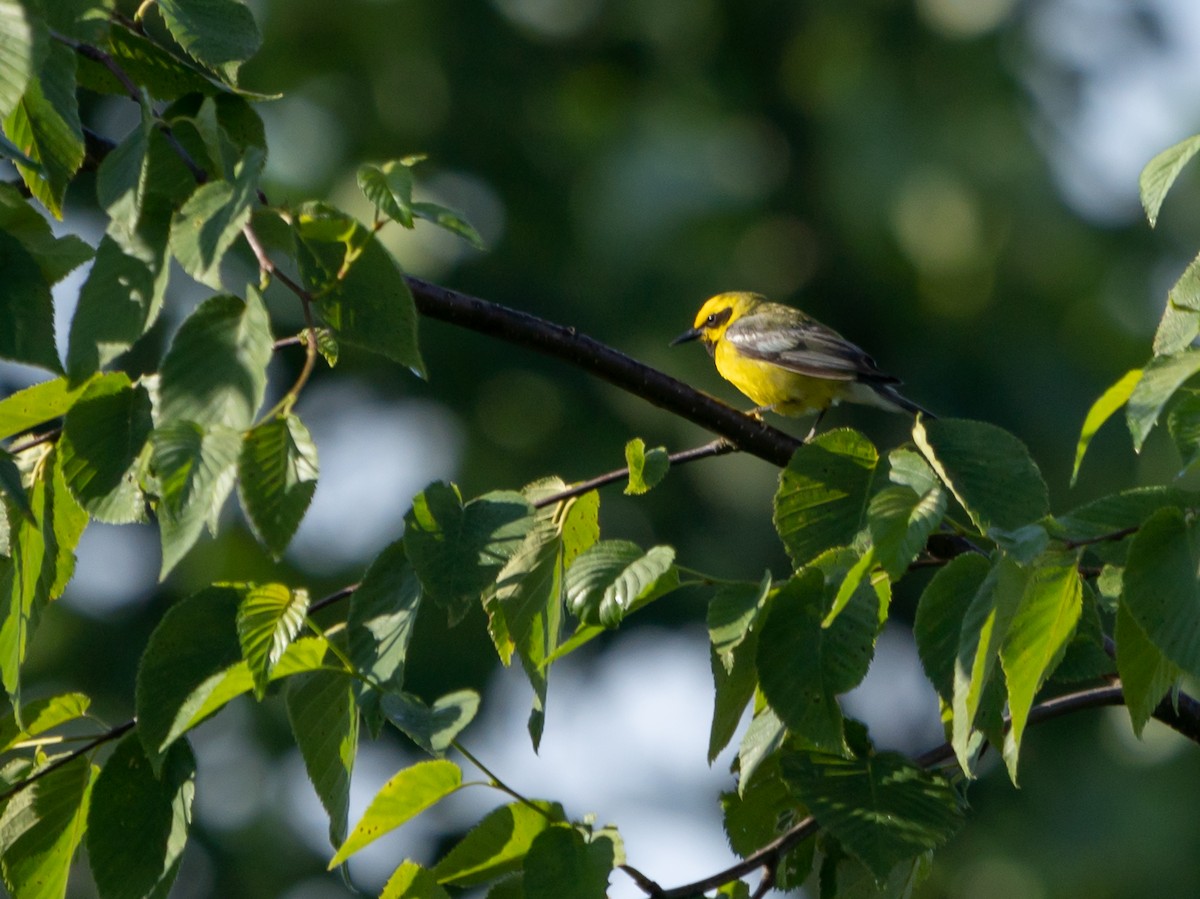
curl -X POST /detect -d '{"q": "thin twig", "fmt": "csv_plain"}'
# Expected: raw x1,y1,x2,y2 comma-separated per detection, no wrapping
1062,525,1139,551
308,583,360,615
5,427,62,455
533,438,737,509
0,718,134,804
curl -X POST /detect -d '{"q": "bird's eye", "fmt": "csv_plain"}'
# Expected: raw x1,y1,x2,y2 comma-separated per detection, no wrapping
705,314,718,326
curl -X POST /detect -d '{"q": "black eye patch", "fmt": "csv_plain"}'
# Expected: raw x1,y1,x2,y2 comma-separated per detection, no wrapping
705,307,733,328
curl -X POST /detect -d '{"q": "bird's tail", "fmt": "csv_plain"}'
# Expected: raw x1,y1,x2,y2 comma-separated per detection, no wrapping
872,383,936,419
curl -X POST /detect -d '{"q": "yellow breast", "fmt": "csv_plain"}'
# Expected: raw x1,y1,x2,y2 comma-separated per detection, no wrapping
713,340,844,414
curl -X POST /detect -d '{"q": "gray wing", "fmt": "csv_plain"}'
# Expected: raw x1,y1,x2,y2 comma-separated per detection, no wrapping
724,312,901,385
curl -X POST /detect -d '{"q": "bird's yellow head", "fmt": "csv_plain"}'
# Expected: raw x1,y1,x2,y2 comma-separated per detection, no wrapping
671,292,764,352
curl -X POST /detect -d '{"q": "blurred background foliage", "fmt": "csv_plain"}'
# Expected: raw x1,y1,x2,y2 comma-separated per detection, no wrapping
11,0,1200,896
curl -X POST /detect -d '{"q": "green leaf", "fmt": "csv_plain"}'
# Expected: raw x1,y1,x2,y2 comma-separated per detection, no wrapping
563,540,676,627
523,826,615,899
381,689,480,756
0,377,91,442
1127,349,1200,451
0,448,31,521
295,204,426,373
3,42,84,218
169,147,263,288
155,0,262,85
404,484,535,625
781,748,963,882
0,692,89,753
952,555,1028,774
382,861,452,899
1056,486,1196,566
286,670,357,847
1168,389,1200,473
623,438,669,495
913,553,991,703
1116,598,1180,738
0,229,60,372
347,540,422,730
65,223,171,385
914,417,1048,535
158,288,273,430
96,96,154,235
1,448,87,699
151,421,242,578
433,800,563,887
357,159,418,228
74,23,216,101
328,760,462,869
411,201,486,250
1139,134,1200,227
0,182,93,285
708,575,771,762
86,734,194,899
721,758,813,889
867,476,946,580
237,414,319,558
1122,507,1200,679
999,554,1083,781
773,429,878,569
1072,369,1143,484
0,0,35,120
737,706,786,793
59,374,153,523
756,566,883,754
0,755,95,899
1154,296,1200,356
236,582,309,699
136,585,243,767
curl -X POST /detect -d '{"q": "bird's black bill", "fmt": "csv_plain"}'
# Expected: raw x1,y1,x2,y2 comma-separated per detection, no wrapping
670,327,703,346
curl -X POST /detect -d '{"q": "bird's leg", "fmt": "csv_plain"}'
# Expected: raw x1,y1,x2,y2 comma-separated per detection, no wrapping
746,404,775,420
803,408,828,443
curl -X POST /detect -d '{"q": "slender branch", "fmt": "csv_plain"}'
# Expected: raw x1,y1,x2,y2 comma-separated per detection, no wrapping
452,740,560,824
634,680,1200,899
308,583,360,615
0,718,134,804
1062,525,1139,551
533,438,737,509
404,276,803,468
5,427,62,455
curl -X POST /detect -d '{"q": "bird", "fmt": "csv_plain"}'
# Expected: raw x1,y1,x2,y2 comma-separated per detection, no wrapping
671,291,933,436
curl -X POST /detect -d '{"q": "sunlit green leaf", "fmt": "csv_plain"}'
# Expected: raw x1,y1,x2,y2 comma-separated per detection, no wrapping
0,183,92,285
433,800,563,887
999,554,1083,782
913,553,990,703
411,200,486,250
1072,369,1142,485
0,692,89,753
0,755,95,899
623,438,669,495
1140,133,1200,227
563,540,676,627
3,42,84,218
382,861,451,899
237,582,309,699
0,0,35,120
329,760,462,869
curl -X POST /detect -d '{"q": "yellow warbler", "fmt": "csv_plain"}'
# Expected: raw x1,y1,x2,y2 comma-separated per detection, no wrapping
672,292,933,430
